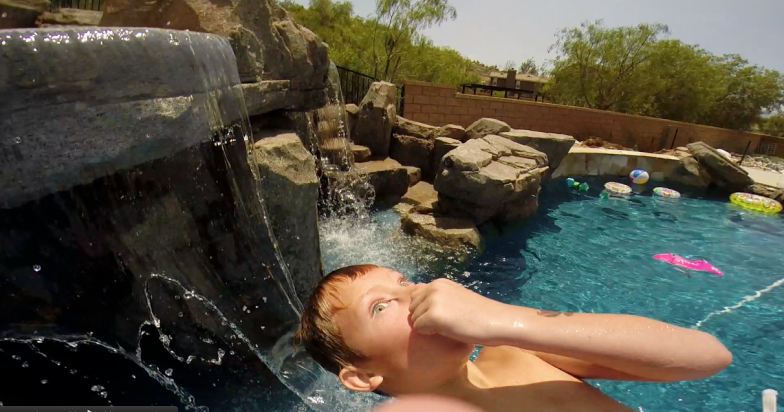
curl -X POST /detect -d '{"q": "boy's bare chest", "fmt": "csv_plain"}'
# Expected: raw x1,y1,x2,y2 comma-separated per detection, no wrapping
469,348,634,412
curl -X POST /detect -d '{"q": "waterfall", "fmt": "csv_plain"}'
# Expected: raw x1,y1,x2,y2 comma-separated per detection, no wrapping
292,62,376,218
0,27,381,412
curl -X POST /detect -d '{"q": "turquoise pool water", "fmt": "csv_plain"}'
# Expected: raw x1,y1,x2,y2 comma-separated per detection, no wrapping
321,177,784,412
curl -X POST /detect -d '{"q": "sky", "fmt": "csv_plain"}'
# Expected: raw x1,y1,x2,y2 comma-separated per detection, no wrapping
289,0,784,73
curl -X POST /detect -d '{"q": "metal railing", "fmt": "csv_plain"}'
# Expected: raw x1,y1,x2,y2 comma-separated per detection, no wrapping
461,83,546,102
50,0,105,11
335,65,404,116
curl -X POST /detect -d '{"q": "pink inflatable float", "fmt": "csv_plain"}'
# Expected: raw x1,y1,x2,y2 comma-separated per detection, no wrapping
653,253,724,276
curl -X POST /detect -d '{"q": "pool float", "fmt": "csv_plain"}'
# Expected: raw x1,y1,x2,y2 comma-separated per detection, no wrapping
566,178,589,191
653,254,724,276
630,169,649,184
729,192,782,214
653,187,681,198
604,182,631,196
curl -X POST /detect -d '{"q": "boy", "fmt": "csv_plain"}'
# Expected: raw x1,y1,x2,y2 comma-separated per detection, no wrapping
295,265,732,412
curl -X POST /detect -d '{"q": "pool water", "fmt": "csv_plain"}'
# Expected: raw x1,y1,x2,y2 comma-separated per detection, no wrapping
322,177,784,412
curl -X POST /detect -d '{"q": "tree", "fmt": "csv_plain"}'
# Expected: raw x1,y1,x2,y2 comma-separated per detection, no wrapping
281,0,478,87
758,112,784,137
546,21,669,111
519,58,540,75
502,60,516,71
545,20,784,131
370,0,457,82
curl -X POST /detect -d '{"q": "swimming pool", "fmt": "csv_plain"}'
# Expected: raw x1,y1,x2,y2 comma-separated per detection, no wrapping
321,177,784,412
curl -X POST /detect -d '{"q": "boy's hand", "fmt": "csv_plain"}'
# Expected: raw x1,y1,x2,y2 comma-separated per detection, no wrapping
409,278,510,346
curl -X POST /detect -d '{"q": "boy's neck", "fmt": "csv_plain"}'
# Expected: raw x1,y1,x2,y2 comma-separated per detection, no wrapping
428,361,494,399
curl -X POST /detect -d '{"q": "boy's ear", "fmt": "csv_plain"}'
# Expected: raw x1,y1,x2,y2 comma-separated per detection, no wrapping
338,366,383,392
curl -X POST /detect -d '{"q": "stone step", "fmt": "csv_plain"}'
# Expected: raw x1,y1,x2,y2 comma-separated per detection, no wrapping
351,144,372,162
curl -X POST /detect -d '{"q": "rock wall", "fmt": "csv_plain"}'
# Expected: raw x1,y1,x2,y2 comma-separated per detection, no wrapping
100,0,330,115
254,131,323,305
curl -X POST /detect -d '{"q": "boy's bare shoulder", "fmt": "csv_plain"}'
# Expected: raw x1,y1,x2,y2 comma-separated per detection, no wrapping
475,346,585,384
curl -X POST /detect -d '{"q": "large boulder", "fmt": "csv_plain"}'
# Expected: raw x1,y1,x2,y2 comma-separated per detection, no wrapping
36,9,103,26
351,144,372,162
242,80,327,116
669,155,712,187
436,124,468,142
100,0,329,96
404,166,422,186
500,129,575,171
433,137,462,176
687,142,753,190
434,135,548,224
750,184,784,202
356,158,409,202
353,82,397,158
394,116,438,140
346,103,360,137
253,131,323,305
400,182,439,214
401,213,481,249
465,118,511,141
390,134,435,181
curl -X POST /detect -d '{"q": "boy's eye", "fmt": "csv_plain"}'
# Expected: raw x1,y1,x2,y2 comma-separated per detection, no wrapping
400,279,412,287
372,301,389,316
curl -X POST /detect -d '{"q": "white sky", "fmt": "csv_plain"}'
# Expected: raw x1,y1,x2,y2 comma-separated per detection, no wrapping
288,0,784,72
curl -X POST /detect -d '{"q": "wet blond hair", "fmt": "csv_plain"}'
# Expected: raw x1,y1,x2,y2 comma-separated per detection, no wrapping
294,264,379,374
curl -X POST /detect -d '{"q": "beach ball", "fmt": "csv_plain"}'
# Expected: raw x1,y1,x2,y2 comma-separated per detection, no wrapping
630,169,649,184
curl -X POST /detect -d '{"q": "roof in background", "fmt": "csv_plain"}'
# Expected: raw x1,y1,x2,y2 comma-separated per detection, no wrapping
484,71,549,83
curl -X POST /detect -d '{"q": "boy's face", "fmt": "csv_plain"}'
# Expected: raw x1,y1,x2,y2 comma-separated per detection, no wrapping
332,267,474,394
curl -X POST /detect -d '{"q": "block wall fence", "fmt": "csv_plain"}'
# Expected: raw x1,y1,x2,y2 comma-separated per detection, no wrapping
402,80,784,157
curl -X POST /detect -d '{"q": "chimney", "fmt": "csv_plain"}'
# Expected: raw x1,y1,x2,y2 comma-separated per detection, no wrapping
505,70,517,89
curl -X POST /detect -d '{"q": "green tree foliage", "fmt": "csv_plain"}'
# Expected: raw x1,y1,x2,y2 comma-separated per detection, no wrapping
546,20,784,131
519,58,541,76
280,0,479,86
758,113,784,137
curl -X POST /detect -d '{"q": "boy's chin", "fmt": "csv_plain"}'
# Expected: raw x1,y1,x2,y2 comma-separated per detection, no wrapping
410,331,475,359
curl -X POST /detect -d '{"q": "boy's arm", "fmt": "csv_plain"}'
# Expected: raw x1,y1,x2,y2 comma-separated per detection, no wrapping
409,279,732,382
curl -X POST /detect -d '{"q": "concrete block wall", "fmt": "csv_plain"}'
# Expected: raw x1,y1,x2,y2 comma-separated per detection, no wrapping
403,80,784,155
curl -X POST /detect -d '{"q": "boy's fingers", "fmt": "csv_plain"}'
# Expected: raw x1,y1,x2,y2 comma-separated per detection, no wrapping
409,299,428,321
409,284,427,313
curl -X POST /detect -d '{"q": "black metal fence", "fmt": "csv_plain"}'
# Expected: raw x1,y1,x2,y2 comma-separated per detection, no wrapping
335,65,404,117
50,0,105,11
461,83,546,102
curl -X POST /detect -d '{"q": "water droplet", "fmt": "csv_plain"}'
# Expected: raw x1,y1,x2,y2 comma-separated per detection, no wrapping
242,305,247,311
229,351,234,355
2,12,8,18
21,361,29,368
41,380,48,385
70,369,77,374
131,374,136,379
99,391,108,398
33,265,41,272
13,136,21,143
262,297,267,303
11,355,21,361
174,295,180,299
186,355,195,364
177,312,183,318
164,368,173,377
260,326,265,330
91,385,104,392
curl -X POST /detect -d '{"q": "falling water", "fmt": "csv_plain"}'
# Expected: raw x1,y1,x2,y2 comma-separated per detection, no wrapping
0,27,380,412
292,62,376,218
